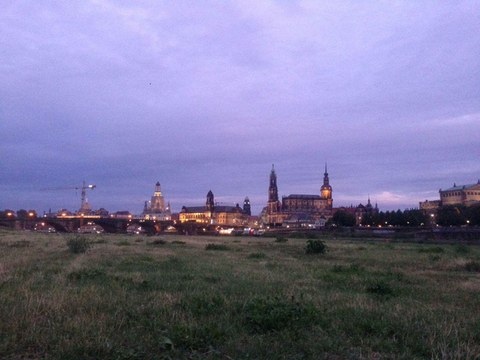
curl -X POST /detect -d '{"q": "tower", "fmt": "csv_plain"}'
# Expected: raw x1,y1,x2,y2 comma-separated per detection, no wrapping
320,163,333,209
243,196,251,216
206,190,214,212
149,181,165,213
267,164,281,215
268,164,279,202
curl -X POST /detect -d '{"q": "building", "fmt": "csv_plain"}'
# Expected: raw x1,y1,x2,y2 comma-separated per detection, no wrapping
439,181,480,207
264,164,333,227
354,197,379,225
142,182,171,220
179,190,249,226
420,180,480,211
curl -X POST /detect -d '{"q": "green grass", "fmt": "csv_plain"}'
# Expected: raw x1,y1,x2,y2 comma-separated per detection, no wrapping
0,230,479,359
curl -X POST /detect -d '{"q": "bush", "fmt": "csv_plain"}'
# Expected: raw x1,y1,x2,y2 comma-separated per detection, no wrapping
366,281,395,298
148,239,167,246
205,243,229,251
305,239,327,254
66,236,91,254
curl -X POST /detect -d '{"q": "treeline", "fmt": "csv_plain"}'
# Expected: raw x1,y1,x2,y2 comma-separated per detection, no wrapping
435,205,480,226
361,209,427,227
330,205,480,227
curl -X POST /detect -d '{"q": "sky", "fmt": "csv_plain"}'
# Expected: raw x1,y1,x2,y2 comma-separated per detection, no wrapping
1,1,479,215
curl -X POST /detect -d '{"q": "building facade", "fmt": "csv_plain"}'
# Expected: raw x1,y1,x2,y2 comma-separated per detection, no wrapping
264,164,333,226
439,181,480,206
420,180,480,211
179,190,249,226
142,182,171,220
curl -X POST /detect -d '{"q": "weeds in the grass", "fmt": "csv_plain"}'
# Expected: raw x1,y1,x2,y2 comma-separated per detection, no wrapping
243,296,318,333
117,239,130,246
429,254,441,262
247,252,267,259
183,294,225,316
9,240,31,248
67,267,106,282
305,239,327,254
366,280,395,298
275,236,288,243
331,263,363,274
418,246,444,253
66,235,91,253
205,243,229,251
464,261,480,272
148,239,167,246
171,240,186,245
454,244,470,254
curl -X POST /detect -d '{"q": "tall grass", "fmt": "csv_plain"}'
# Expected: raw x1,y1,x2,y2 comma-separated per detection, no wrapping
0,231,479,359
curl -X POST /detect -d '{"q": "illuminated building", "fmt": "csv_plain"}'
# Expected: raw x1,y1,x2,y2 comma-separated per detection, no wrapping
142,182,171,220
420,180,480,211
264,164,333,226
179,190,248,226
439,181,480,206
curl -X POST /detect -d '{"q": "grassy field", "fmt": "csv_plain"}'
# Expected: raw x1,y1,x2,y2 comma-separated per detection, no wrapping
1,229,479,359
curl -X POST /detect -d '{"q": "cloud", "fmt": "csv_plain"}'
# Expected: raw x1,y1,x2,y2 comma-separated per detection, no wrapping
0,1,479,214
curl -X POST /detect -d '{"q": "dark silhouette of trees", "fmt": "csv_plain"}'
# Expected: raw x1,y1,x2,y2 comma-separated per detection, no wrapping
331,210,356,227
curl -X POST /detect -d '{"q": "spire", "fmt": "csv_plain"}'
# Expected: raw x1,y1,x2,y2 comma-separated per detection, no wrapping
323,163,330,187
269,165,279,202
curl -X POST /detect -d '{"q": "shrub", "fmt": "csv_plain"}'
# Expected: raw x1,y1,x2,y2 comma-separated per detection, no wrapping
148,239,167,246
205,243,229,251
275,236,288,243
366,281,395,298
171,240,186,245
305,239,327,254
66,236,91,254
465,261,480,272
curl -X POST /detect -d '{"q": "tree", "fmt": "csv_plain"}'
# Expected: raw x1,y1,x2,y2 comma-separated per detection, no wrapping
332,210,356,227
436,206,466,226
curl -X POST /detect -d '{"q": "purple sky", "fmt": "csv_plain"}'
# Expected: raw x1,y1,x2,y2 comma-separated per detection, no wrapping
1,1,479,215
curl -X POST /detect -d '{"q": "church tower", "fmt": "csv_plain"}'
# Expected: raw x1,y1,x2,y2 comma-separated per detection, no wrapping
206,190,215,212
320,163,333,209
268,164,279,203
267,164,281,216
243,196,251,216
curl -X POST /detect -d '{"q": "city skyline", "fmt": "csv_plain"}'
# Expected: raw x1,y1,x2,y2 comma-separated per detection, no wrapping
1,2,479,214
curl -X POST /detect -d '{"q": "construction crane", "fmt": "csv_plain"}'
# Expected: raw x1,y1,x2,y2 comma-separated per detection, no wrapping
41,181,96,211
